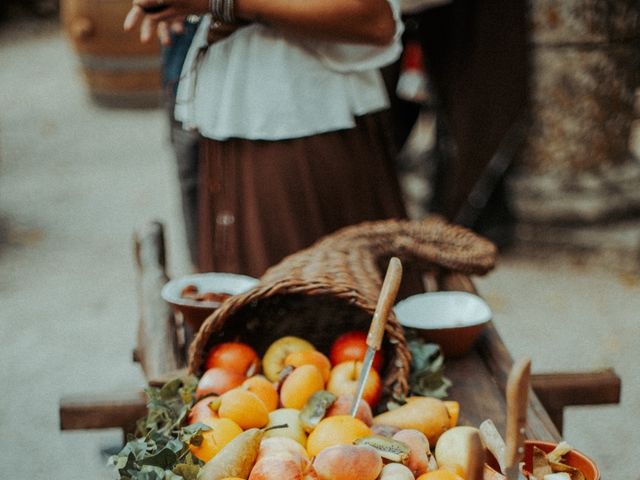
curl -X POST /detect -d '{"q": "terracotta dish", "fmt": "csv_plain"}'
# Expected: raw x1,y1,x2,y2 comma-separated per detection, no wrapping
484,440,600,480
161,272,258,330
394,291,492,357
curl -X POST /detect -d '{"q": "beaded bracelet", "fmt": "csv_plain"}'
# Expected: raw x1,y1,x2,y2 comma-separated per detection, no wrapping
209,0,235,24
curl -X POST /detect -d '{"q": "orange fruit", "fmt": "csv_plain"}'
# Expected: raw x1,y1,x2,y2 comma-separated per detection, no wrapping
306,415,371,457
188,417,242,462
280,364,325,410
242,375,279,411
444,401,460,428
205,341,260,376
196,367,246,398
441,464,465,477
284,350,332,382
416,470,464,480
188,395,219,424
218,388,269,429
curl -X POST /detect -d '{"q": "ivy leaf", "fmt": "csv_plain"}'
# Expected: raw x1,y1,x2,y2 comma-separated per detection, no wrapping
407,339,452,399
140,447,179,469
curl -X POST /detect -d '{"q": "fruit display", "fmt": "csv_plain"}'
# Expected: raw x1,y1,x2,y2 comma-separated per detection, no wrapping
108,334,588,480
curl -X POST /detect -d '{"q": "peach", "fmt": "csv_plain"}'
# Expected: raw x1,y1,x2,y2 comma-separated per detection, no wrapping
325,393,373,426
379,463,416,480
393,429,431,477
280,364,325,410
258,437,310,463
312,444,382,480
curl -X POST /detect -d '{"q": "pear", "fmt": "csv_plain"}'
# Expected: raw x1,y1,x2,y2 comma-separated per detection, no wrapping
372,396,451,447
264,408,307,446
198,427,264,480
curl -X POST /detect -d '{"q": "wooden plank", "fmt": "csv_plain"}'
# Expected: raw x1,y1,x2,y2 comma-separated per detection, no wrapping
59,390,147,433
133,221,185,379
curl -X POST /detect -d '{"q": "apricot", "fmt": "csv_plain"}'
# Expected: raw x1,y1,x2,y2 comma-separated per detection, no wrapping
243,375,279,411
443,401,459,428
312,444,382,480
218,388,269,429
284,350,332,382
393,429,430,477
325,393,373,426
306,415,371,457
196,367,246,398
280,364,325,410
188,417,243,462
416,470,463,480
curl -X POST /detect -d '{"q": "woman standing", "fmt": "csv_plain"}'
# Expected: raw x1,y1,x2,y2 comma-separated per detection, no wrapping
125,0,408,278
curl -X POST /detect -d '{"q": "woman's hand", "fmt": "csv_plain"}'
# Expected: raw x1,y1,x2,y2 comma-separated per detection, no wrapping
124,0,207,43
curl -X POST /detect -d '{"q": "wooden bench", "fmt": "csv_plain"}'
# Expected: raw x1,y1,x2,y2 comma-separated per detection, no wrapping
59,222,620,442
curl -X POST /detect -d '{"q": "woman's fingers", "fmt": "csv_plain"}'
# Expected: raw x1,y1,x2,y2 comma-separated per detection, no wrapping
140,15,156,42
171,17,185,34
123,4,144,31
157,20,171,45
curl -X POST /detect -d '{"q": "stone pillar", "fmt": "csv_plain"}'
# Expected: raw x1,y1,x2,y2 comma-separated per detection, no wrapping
509,0,640,224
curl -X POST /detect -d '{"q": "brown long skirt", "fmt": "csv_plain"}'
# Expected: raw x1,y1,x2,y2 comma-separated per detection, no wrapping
197,113,408,278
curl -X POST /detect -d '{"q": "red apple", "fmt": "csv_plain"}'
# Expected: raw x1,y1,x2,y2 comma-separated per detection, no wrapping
330,331,384,372
326,361,382,409
205,341,260,376
195,367,245,398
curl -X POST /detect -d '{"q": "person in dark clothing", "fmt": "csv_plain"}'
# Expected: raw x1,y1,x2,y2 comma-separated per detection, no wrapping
161,19,200,266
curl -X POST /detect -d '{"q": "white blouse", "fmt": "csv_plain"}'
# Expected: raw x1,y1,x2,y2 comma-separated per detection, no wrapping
174,2,404,141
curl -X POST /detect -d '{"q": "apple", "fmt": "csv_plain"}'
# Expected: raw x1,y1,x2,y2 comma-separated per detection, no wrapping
326,361,382,409
205,341,260,376
196,367,245,398
330,331,384,372
262,336,316,382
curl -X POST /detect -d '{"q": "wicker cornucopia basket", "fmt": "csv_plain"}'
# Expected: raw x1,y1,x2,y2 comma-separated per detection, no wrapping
188,216,497,402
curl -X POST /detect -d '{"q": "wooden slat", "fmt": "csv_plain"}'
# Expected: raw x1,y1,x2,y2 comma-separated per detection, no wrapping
59,390,147,433
133,222,185,379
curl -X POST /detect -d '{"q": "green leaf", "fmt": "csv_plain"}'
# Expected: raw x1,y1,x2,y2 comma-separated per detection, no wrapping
140,447,179,469
407,339,452,398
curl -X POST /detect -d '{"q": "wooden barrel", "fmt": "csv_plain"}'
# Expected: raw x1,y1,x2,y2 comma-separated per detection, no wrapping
61,0,163,107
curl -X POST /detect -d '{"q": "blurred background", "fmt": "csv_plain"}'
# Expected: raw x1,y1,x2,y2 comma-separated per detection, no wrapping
1,0,639,478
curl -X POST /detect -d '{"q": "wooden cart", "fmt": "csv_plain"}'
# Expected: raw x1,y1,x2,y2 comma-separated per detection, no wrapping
59,222,620,448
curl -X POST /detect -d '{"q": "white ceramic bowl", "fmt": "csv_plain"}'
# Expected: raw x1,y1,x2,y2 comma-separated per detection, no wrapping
161,272,259,329
394,291,492,357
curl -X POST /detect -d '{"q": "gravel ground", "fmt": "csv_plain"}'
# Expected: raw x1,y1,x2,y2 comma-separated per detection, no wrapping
1,17,638,480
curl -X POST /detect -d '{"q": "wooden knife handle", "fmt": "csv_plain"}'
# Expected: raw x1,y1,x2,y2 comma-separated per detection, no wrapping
367,257,402,350
505,357,531,469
